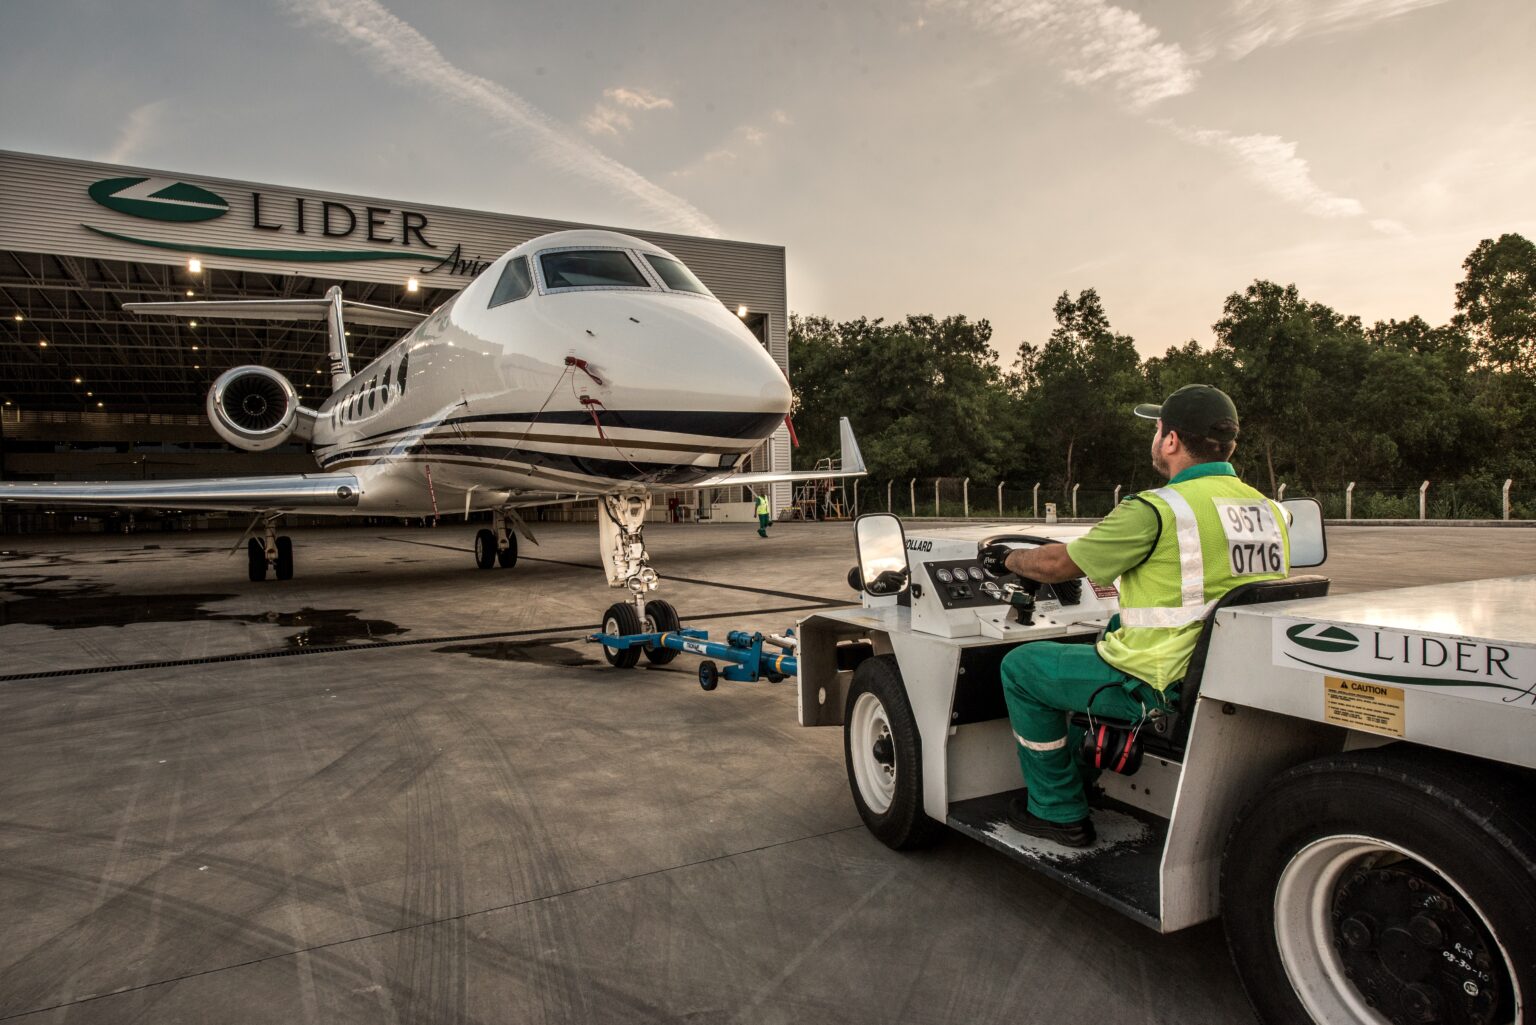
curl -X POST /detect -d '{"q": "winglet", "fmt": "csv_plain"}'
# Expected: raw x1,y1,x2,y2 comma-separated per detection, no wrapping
839,417,866,474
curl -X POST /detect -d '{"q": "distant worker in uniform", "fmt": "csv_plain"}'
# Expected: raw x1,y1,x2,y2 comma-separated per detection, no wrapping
980,384,1289,847
755,490,773,538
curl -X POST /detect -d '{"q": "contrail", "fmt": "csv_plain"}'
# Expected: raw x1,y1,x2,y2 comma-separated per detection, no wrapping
281,0,721,237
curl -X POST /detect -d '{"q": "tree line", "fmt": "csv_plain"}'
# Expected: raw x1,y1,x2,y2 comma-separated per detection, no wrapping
788,233,1536,518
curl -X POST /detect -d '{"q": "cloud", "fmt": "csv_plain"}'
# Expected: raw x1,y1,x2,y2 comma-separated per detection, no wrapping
770,110,793,126
281,0,719,236
605,87,673,111
103,101,167,164
1172,125,1365,218
932,0,1200,110
743,127,767,145
583,106,632,136
1218,0,1455,59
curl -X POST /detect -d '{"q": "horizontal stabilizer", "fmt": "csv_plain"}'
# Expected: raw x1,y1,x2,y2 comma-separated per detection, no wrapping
124,298,428,330
0,473,362,513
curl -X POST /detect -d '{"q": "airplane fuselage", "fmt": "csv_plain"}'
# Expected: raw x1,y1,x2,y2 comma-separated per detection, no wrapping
306,230,791,515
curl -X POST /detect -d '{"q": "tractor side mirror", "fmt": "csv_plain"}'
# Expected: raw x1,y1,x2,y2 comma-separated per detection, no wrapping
1281,498,1327,568
854,513,910,596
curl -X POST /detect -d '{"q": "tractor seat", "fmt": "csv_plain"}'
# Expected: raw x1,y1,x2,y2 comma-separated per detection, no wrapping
1080,575,1332,760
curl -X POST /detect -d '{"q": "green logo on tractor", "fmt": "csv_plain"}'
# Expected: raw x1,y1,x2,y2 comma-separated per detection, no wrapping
1286,623,1360,653
87,177,230,223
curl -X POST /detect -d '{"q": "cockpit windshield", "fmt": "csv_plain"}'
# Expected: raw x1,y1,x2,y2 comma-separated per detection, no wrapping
643,254,714,296
539,250,650,290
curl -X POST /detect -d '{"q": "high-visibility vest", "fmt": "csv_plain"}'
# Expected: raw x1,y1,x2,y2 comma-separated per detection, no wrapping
1100,475,1290,691
756,495,770,516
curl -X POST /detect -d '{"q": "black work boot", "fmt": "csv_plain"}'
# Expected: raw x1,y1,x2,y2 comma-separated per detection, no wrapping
1007,797,1095,847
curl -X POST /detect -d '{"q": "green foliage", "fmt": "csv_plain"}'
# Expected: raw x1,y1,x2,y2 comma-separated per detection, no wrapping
788,233,1536,516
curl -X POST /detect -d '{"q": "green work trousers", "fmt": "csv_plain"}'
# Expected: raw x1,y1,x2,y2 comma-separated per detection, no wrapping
999,640,1168,823
757,513,771,537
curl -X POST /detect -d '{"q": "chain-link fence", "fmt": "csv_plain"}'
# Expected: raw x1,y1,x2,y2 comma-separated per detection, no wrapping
847,478,1530,521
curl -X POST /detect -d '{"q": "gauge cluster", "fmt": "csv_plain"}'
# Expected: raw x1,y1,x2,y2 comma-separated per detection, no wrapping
923,560,1005,609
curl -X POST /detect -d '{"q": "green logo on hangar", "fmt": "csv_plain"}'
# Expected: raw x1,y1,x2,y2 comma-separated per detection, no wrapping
88,177,230,223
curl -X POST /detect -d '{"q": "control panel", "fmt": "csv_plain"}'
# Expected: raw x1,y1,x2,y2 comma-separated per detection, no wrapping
902,528,1120,639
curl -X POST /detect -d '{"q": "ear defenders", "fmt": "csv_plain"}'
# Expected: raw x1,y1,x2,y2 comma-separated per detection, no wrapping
1080,683,1148,776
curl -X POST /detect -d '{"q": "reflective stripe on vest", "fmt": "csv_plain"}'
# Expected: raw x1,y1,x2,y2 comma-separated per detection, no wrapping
1118,486,1215,628
1118,487,1289,629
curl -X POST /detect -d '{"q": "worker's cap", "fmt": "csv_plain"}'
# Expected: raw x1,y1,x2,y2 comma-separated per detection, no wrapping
1134,384,1239,442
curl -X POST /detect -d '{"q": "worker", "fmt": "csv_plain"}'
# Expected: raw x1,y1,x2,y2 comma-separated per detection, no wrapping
981,384,1289,846
755,490,772,538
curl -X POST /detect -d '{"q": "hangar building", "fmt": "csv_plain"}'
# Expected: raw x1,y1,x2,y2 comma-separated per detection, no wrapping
0,150,791,532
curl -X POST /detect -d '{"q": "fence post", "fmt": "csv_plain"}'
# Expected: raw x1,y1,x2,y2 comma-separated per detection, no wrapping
852,479,859,518
1113,484,1121,506
1072,483,1080,518
998,481,1005,517
909,478,916,516
934,478,940,518
1346,481,1355,521
1277,482,1286,502
1032,482,1040,518
1504,479,1514,521
887,480,893,514
962,478,969,518
1420,480,1429,521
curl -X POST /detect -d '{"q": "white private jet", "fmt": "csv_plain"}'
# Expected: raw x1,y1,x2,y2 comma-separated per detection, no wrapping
1,229,864,642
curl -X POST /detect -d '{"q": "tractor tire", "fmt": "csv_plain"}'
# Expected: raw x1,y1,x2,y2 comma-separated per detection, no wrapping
643,599,681,665
1221,746,1536,1025
843,654,942,850
600,602,642,669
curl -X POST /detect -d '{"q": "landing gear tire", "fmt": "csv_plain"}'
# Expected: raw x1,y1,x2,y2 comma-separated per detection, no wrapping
843,654,941,850
600,602,642,669
474,528,497,570
1222,747,1534,1025
497,532,518,569
274,536,294,581
698,660,719,691
247,538,267,582
643,599,681,665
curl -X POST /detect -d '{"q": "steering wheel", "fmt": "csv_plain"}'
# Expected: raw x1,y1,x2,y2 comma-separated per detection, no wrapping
977,534,1082,603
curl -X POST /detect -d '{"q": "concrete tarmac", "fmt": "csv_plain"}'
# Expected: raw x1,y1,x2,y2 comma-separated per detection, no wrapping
3,522,1533,1024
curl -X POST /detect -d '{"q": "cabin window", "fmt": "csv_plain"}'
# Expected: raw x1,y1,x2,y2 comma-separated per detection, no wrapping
397,354,409,395
489,257,533,306
644,254,713,296
539,249,649,290
368,378,377,411
380,363,392,403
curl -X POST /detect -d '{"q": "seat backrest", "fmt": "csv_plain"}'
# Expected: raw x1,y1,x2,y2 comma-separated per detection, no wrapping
1163,574,1330,750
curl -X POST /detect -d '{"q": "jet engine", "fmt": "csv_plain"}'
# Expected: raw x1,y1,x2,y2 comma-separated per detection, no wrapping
206,366,301,451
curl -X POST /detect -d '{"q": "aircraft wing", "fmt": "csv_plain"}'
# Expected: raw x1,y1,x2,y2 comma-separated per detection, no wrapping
123,298,428,330
681,416,866,490
0,473,362,513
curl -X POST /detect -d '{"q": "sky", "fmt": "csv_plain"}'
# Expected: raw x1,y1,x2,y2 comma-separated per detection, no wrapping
2,0,1534,363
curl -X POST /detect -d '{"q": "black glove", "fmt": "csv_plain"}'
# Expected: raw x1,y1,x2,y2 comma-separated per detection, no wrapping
980,543,1015,579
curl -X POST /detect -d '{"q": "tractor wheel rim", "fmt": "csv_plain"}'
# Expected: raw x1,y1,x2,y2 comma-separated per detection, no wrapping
850,691,897,815
1274,834,1518,1025
603,616,622,656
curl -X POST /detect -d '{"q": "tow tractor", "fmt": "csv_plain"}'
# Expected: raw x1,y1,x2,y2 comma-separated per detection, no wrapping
794,510,1535,1025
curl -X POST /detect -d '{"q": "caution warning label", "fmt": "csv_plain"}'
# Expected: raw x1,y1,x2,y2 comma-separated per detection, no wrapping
1324,676,1406,737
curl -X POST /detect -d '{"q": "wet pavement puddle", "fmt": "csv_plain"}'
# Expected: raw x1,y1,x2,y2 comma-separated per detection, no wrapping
0,575,405,648
433,637,599,667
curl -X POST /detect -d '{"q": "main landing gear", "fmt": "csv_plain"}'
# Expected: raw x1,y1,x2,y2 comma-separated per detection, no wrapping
595,488,679,665
473,509,520,571
246,515,294,582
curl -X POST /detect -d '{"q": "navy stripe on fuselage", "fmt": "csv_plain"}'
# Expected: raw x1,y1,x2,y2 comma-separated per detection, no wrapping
325,409,784,449
316,441,725,485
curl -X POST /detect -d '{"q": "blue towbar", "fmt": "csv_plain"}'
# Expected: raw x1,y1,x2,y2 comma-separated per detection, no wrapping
588,625,798,690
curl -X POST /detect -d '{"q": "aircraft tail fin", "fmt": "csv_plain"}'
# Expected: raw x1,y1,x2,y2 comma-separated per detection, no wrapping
838,416,866,475
124,294,430,392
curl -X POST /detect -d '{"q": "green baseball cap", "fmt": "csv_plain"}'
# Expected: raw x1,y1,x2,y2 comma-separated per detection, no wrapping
1134,384,1240,442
